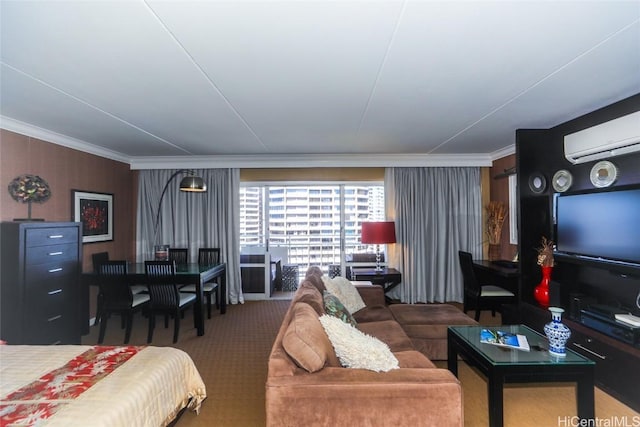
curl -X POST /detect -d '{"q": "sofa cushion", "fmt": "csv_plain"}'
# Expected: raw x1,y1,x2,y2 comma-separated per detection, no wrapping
291,281,325,315
394,350,438,368
319,314,399,372
322,276,366,314
352,305,395,323
389,304,477,338
354,283,387,307
304,271,326,292
323,291,357,327
357,320,415,353
305,265,323,277
282,303,340,373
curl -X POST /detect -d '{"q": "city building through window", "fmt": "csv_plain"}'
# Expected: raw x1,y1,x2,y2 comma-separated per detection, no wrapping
240,184,385,279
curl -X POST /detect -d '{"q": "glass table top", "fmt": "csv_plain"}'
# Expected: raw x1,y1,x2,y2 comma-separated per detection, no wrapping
449,324,594,366
126,262,223,275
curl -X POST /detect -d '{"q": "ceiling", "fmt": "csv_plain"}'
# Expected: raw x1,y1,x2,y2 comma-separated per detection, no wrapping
1,1,639,169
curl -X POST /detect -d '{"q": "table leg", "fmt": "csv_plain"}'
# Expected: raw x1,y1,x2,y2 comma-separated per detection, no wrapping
220,268,227,314
447,338,459,377
195,280,204,336
488,370,504,427
576,369,595,422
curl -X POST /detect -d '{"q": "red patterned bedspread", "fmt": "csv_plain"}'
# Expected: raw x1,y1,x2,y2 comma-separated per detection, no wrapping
0,345,206,427
1,346,140,425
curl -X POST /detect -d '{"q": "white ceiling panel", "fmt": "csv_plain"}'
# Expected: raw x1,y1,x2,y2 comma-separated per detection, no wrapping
148,1,404,153
361,1,640,153
0,64,187,156
1,0,638,165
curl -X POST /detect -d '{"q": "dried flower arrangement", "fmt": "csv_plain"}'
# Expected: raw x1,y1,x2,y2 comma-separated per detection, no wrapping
485,201,507,245
536,236,555,267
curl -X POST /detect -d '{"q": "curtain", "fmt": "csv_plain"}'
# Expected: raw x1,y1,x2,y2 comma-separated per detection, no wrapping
136,168,244,304
385,167,481,303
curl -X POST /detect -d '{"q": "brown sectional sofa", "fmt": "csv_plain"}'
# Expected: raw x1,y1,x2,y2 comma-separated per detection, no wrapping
266,270,478,426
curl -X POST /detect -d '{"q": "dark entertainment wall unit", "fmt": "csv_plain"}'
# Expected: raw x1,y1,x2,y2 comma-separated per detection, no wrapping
513,93,640,411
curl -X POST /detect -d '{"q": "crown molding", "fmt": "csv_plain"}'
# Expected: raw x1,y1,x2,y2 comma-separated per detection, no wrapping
1,116,131,164
2,116,497,169
128,153,493,169
491,144,516,161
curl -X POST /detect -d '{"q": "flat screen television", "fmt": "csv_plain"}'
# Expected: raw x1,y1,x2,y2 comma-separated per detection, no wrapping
555,184,640,269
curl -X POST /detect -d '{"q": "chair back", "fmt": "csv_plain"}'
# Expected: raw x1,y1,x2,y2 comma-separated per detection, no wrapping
92,251,110,273
144,261,180,308
168,248,188,266
98,260,132,309
198,248,220,266
458,251,481,296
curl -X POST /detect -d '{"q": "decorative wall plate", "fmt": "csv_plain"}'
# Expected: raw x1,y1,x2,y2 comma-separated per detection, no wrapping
590,161,618,188
528,172,547,194
552,170,573,193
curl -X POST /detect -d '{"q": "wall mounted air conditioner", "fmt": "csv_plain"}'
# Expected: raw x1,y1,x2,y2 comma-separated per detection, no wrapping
564,110,640,164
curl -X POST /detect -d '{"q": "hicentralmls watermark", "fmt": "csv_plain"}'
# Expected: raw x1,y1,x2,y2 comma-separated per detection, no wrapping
557,416,640,427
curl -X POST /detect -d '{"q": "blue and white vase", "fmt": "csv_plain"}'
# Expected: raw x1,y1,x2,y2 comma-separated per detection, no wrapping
544,307,571,357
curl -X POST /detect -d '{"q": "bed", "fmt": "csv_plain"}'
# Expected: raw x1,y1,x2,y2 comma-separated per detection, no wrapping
0,345,207,426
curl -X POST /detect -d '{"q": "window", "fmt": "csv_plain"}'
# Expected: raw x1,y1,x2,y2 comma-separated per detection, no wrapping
240,184,385,277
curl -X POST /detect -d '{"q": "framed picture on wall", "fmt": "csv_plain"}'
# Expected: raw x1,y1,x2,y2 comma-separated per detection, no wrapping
71,190,113,243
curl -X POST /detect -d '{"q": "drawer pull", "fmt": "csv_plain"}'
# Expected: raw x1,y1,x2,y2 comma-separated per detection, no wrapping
48,267,63,273
48,235,64,239
48,289,63,295
47,315,62,322
52,341,62,345
572,343,606,360
48,251,64,256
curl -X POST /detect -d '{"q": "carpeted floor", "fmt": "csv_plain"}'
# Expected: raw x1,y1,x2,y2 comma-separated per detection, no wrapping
82,300,639,427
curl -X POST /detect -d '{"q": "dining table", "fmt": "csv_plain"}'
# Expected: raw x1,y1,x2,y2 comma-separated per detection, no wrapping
84,262,226,337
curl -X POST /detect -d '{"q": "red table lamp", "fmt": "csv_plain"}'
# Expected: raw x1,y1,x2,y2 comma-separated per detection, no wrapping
361,221,396,272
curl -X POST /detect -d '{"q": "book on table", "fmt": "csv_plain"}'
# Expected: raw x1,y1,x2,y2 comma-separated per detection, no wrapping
480,328,530,351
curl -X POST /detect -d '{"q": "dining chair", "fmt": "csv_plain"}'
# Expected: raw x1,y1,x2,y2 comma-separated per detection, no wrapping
91,252,110,324
179,248,220,319
144,260,197,343
168,248,189,266
97,260,150,344
92,251,110,272
458,250,516,321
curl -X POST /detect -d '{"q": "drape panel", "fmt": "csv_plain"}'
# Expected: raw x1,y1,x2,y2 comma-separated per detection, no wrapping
136,169,243,304
385,167,481,304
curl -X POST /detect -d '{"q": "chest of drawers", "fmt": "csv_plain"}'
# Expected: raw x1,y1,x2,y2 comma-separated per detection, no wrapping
1,221,83,344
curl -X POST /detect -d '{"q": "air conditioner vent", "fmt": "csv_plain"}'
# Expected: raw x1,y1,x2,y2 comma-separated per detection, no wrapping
564,111,640,164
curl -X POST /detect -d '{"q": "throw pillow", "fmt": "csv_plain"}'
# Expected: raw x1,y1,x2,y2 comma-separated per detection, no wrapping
323,290,357,327
322,276,366,314
319,314,399,372
282,303,338,372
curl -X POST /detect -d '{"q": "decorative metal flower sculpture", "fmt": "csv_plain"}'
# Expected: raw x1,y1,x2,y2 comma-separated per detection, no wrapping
8,174,52,220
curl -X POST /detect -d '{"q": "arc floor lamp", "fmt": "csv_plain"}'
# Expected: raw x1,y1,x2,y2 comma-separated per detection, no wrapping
153,170,207,260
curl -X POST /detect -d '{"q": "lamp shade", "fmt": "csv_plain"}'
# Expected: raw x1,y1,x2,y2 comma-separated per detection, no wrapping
179,175,206,192
361,221,396,244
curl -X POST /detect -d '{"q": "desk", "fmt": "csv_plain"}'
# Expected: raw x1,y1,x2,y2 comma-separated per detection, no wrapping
472,260,519,296
84,262,226,337
351,267,402,293
448,325,595,427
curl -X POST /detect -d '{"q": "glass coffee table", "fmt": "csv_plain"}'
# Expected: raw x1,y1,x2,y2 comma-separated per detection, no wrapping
447,325,595,427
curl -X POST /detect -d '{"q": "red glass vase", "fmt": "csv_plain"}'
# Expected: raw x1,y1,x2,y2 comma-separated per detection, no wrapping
534,266,552,308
